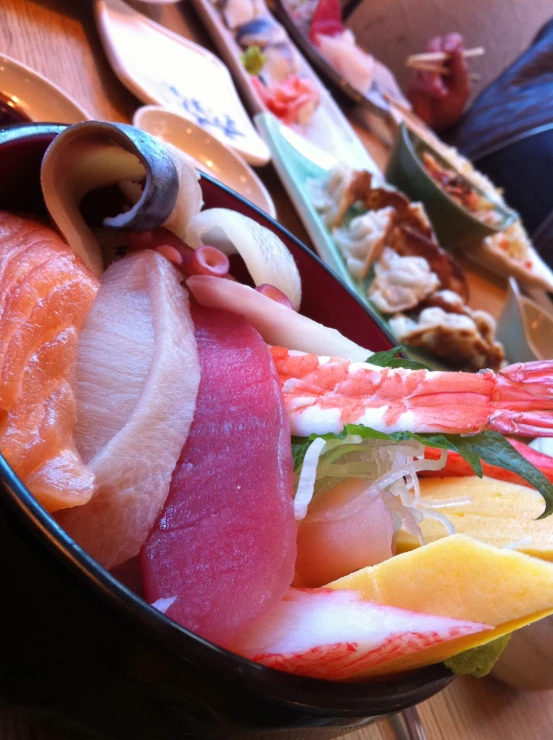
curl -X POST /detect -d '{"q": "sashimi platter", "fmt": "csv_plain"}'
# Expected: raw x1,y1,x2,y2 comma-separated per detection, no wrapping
4,120,553,692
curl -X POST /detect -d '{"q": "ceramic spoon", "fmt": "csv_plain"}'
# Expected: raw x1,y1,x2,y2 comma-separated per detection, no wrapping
94,0,271,165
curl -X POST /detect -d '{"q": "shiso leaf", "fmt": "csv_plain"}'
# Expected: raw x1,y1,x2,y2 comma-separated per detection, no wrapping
291,351,553,517
367,346,431,371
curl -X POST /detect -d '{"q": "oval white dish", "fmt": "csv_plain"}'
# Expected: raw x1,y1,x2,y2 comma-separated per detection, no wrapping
133,105,276,217
0,54,90,124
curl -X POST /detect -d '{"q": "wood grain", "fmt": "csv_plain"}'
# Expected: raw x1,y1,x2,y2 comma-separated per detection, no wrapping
0,2,544,740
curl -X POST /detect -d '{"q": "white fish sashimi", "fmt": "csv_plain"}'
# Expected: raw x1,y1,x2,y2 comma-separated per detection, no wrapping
317,30,375,94
58,250,200,570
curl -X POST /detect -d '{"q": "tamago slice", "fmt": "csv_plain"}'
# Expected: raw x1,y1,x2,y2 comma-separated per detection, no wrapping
328,534,553,677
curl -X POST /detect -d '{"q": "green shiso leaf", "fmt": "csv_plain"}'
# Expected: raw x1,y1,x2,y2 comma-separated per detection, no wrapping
367,346,431,371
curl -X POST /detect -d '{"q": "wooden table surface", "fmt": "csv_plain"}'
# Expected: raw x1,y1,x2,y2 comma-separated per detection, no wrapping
0,2,550,739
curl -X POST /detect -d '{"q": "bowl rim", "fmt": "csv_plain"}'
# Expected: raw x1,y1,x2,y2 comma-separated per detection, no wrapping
0,121,454,716
398,122,517,235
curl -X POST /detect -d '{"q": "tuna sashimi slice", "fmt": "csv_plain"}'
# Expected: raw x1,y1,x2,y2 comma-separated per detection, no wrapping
140,304,296,647
234,588,491,680
0,212,98,512
57,251,200,569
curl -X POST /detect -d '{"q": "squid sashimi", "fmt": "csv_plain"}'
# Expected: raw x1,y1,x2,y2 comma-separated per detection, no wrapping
140,304,296,647
57,250,200,569
234,588,490,680
0,212,98,512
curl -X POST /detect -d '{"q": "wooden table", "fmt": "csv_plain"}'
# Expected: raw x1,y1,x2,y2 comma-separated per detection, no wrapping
1,2,551,739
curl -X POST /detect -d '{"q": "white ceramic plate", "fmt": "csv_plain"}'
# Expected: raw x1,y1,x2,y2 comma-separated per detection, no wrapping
0,54,90,123
94,0,270,166
189,0,380,171
133,105,276,217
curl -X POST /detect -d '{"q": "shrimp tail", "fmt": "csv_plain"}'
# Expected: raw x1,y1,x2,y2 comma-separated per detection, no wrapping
489,361,553,437
271,348,553,438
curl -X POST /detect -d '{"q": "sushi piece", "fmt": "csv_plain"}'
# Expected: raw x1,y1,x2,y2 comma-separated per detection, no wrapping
220,0,265,30
317,30,375,94
261,42,299,84
140,304,297,647
234,588,490,680
0,212,98,512
57,250,200,570
235,16,287,49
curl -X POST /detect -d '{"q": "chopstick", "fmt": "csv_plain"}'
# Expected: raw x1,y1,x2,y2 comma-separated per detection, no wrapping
406,46,485,67
406,62,482,81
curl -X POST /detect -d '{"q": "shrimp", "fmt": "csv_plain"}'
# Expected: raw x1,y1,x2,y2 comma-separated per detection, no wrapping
269,348,553,437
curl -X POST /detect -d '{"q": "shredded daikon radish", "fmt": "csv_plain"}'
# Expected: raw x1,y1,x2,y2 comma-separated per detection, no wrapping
419,508,456,535
293,434,452,537
504,537,534,550
294,437,327,521
424,496,474,509
151,596,176,614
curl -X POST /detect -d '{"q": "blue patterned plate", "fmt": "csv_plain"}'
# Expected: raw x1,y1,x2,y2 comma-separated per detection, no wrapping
94,0,270,165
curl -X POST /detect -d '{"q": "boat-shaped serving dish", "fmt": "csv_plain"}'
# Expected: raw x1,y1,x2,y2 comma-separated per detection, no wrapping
189,0,380,170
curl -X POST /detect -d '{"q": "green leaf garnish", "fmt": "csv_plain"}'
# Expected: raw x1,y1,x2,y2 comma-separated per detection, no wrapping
460,431,553,518
368,346,431,371
292,346,553,517
292,426,553,517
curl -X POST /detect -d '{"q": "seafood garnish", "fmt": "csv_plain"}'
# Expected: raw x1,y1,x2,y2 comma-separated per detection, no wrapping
186,208,301,309
316,30,375,93
42,122,203,275
41,122,179,276
309,163,509,369
141,304,296,646
219,0,264,30
390,305,504,373
234,587,490,680
235,16,287,48
251,74,320,125
188,275,370,360
270,348,553,439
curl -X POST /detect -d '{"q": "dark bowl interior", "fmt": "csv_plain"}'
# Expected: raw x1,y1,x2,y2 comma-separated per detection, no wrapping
0,123,453,740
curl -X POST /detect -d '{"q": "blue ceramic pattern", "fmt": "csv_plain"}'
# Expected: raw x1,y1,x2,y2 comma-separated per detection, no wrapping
166,83,245,140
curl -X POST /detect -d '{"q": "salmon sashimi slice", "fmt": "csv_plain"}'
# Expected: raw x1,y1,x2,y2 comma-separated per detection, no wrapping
140,305,297,647
0,212,98,511
234,588,490,680
57,250,200,570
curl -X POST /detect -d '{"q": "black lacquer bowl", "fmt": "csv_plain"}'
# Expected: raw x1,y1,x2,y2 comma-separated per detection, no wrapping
0,123,453,740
